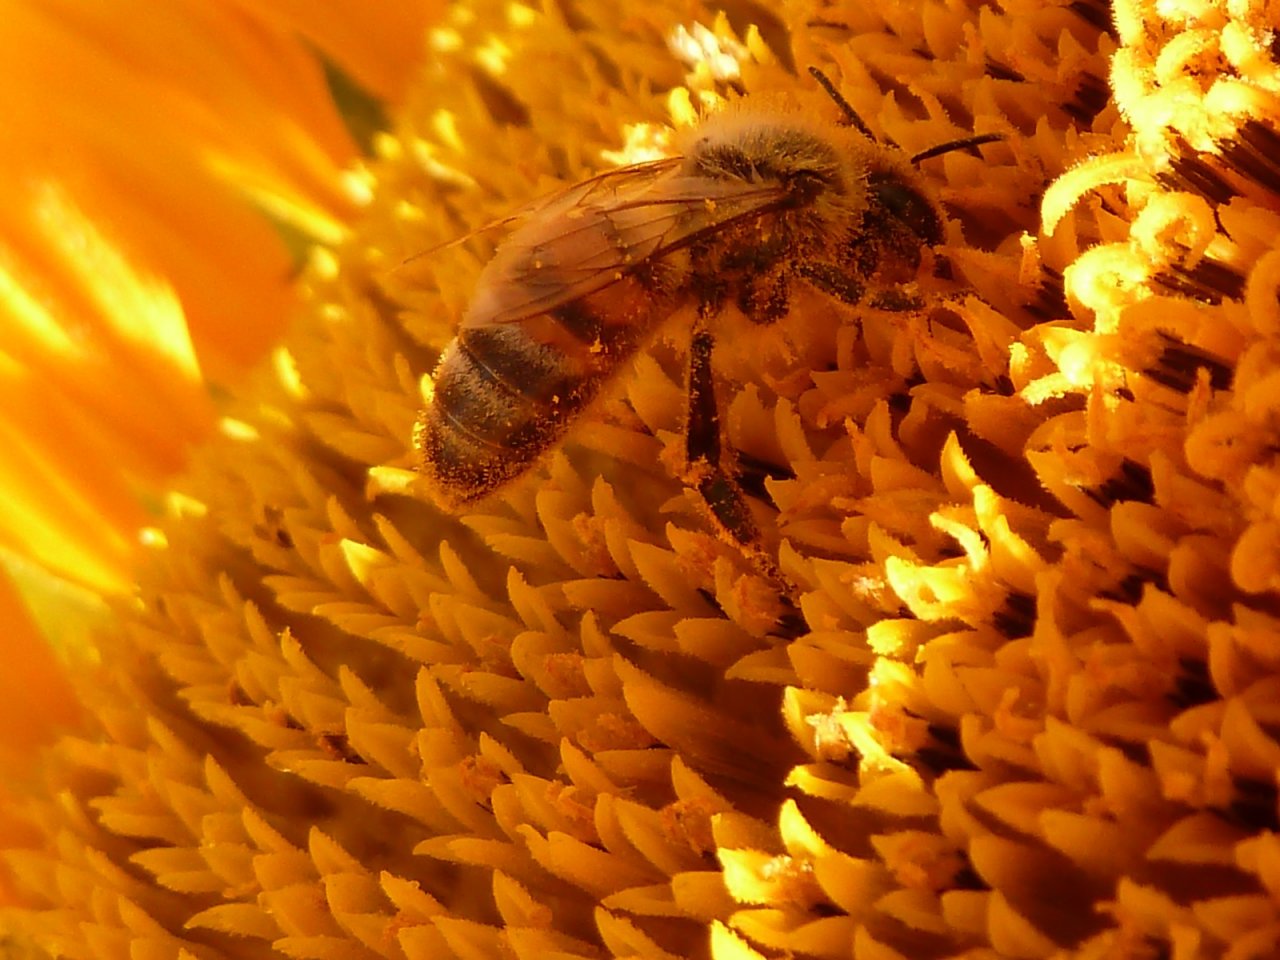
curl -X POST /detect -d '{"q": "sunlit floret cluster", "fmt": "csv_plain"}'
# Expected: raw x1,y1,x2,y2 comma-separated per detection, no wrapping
4,0,1280,958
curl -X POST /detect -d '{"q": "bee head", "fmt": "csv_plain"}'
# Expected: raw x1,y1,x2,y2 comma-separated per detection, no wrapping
807,65,1000,246
866,172,943,246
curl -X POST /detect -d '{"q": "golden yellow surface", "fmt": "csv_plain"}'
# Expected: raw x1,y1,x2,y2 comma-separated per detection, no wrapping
4,0,1280,957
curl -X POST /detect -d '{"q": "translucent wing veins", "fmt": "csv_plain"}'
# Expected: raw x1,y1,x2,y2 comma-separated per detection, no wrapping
465,162,793,326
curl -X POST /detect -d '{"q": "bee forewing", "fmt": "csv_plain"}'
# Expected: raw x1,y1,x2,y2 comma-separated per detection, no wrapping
465,174,791,327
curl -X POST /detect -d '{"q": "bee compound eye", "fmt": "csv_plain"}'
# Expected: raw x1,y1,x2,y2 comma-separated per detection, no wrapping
867,173,942,246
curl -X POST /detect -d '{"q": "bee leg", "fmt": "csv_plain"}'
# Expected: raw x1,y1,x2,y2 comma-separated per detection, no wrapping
796,262,866,305
738,270,791,325
868,287,925,311
799,262,932,312
685,311,757,544
684,309,802,615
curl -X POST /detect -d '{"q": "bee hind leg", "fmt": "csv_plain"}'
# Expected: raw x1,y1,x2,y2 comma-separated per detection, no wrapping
686,318,758,544
684,309,802,615
738,269,791,324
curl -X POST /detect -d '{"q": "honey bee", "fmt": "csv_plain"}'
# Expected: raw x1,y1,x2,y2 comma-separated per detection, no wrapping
416,69,998,551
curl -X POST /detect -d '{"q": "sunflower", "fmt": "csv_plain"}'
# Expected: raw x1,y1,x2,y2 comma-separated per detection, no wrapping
4,0,1280,958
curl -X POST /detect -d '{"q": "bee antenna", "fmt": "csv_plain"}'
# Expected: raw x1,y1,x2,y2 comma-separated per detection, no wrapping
910,132,1004,165
808,66,877,141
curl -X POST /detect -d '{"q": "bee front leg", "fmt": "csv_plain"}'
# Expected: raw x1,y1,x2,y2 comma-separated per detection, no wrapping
796,261,866,305
799,261,928,311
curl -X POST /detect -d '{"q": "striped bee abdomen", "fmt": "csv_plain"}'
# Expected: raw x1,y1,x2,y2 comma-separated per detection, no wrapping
421,323,586,501
419,276,677,504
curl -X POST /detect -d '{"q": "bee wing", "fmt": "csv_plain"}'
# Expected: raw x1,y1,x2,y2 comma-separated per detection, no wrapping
398,158,685,268
466,167,792,326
